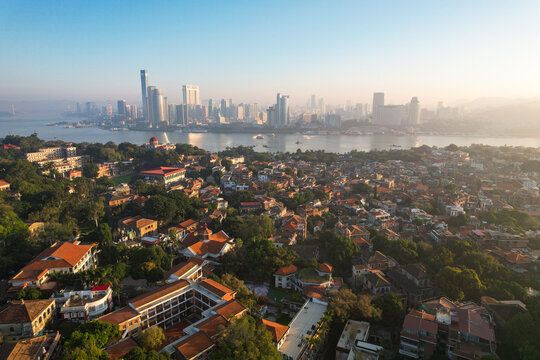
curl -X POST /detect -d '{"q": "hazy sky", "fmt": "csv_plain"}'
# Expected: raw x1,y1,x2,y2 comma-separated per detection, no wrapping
1,1,539,107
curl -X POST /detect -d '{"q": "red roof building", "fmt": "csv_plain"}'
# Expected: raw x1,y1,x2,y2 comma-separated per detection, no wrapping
140,167,186,187
9,242,97,291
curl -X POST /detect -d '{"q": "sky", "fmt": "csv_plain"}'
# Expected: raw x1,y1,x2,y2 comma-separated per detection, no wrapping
1,0,540,108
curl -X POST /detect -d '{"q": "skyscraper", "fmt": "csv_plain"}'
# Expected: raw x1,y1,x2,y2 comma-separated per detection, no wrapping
318,98,326,116
146,86,156,124
163,97,169,124
267,105,277,127
408,97,421,126
140,70,148,120
310,94,317,111
151,88,165,125
117,99,126,116
175,104,188,125
182,85,200,106
130,104,137,120
278,95,290,127
372,92,385,120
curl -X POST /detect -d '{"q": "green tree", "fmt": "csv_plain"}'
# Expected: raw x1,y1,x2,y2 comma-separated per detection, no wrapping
83,163,99,179
137,326,165,350
14,287,43,300
209,316,281,360
329,289,382,323
435,266,485,301
88,223,113,244
324,232,358,275
372,293,404,326
63,321,120,359
220,273,256,310
144,195,178,225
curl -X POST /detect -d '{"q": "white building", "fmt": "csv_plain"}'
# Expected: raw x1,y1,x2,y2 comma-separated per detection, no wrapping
53,285,113,322
182,84,200,106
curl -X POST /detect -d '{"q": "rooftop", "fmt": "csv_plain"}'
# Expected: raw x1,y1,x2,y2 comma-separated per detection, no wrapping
130,280,190,311
174,331,214,360
279,300,327,360
262,318,290,343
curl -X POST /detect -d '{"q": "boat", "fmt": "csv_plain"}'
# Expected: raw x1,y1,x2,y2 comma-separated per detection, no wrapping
262,145,269,148
295,139,301,145
256,135,264,139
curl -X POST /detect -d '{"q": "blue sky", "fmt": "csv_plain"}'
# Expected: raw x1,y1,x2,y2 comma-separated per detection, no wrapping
1,0,539,107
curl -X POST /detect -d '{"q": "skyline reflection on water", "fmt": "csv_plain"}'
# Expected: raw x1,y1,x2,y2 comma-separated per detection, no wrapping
2,118,540,153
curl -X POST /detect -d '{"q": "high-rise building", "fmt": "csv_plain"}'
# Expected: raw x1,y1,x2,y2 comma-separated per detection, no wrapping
163,97,169,124
376,105,407,126
247,103,258,121
151,88,165,125
182,85,200,106
267,105,277,127
318,98,326,116
140,70,148,120
130,104,137,120
106,104,112,117
408,97,421,126
276,93,281,122
146,86,156,124
208,99,216,117
278,95,290,127
117,100,126,116
372,92,385,119
310,94,317,111
236,105,245,120
175,104,188,125
220,99,229,117
168,104,176,125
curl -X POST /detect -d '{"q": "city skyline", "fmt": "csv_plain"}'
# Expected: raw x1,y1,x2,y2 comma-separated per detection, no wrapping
1,1,540,106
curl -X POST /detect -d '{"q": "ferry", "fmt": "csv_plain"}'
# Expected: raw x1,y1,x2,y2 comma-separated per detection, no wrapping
256,135,264,139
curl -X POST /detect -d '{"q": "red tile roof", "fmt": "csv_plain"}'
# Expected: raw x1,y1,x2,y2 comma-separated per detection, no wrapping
130,280,190,310
195,314,228,338
98,306,140,325
199,279,235,299
213,300,247,319
174,331,214,360
275,265,298,276
402,310,438,337
262,318,289,343
140,167,185,176
31,241,96,267
318,263,333,273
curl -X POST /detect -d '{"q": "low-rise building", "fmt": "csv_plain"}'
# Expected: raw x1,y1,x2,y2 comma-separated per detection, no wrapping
118,216,158,239
0,331,61,360
0,299,56,340
52,284,113,322
262,318,290,350
0,179,10,191
140,167,186,187
274,265,298,289
9,241,97,291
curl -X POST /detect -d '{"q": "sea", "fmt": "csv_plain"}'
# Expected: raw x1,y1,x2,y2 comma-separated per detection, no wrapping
2,117,540,153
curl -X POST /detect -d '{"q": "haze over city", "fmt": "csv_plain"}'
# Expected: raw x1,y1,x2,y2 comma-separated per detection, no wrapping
2,0,540,107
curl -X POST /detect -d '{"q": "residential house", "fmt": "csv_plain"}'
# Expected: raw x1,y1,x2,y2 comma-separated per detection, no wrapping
118,216,158,239
262,319,290,350
0,179,10,191
0,299,56,340
9,242,97,291
52,285,113,322
140,167,186,187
